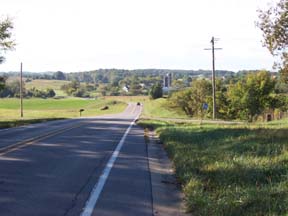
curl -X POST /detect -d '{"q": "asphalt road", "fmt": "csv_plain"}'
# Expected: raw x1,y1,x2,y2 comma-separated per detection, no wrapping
0,103,153,216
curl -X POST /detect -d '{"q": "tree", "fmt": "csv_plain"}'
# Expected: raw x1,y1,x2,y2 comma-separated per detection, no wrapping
0,76,6,91
46,88,56,97
168,89,194,116
0,17,15,91
257,0,288,81
5,80,25,97
267,94,288,112
150,82,163,99
215,79,230,119
227,79,248,120
172,79,186,89
0,17,15,64
54,71,66,80
168,79,212,117
227,71,276,121
61,80,89,97
190,79,212,118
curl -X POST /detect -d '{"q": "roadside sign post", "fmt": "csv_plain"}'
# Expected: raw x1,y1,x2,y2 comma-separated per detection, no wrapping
79,109,85,117
201,103,208,125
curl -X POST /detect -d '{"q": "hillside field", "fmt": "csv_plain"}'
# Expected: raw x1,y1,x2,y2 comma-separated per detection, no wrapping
25,79,69,96
0,98,126,128
105,96,189,119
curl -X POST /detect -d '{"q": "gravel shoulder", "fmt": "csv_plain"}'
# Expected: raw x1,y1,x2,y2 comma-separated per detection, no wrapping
147,130,189,216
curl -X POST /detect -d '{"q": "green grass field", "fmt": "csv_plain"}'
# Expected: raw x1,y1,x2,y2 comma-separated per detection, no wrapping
139,119,288,216
104,95,149,103
141,98,188,119
106,96,188,119
0,98,126,128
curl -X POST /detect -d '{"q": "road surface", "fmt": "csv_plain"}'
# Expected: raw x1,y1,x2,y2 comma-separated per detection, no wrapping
0,103,154,216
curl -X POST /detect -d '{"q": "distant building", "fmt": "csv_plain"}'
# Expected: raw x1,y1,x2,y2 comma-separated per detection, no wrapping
122,85,129,93
163,73,172,88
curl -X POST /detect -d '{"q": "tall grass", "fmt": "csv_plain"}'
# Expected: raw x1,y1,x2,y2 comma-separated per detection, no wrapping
139,119,288,216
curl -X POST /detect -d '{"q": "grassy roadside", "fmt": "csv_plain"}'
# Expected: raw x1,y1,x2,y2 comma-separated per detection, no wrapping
141,98,188,119
0,98,127,128
138,119,288,216
104,96,188,118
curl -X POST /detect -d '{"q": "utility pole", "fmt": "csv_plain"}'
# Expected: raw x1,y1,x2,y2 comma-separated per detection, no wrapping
204,37,222,119
20,62,23,118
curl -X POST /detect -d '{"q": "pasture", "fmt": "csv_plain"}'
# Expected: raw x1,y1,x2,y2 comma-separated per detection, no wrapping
25,79,69,96
0,98,126,128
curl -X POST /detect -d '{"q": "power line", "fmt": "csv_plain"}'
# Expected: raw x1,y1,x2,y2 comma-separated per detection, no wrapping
204,37,222,120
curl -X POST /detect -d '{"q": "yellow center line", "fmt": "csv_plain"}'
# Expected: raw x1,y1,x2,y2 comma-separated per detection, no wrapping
0,123,85,156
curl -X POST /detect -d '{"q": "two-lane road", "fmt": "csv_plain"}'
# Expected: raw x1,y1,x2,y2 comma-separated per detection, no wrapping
0,103,152,216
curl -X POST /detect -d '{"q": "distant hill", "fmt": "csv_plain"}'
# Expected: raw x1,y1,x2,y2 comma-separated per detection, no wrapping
0,68,278,97
1,68,275,84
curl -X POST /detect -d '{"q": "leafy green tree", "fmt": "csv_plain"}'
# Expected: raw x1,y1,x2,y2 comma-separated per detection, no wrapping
72,88,89,97
228,71,276,121
130,82,142,96
172,79,186,89
5,80,25,97
150,82,163,99
54,71,66,80
98,83,108,96
0,17,15,91
0,76,6,91
168,89,194,116
168,79,212,117
61,80,83,96
0,17,15,64
215,79,229,119
267,94,288,112
46,88,56,97
27,87,55,98
190,79,212,117
227,79,248,119
257,0,288,81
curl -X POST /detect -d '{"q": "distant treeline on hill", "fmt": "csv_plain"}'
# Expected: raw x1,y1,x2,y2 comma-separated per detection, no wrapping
0,69,274,83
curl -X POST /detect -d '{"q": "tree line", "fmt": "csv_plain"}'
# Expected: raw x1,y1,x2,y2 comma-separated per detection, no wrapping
0,79,55,98
167,71,288,122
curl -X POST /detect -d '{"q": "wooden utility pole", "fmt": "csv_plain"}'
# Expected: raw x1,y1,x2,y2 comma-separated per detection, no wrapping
20,62,23,118
211,37,216,120
204,37,222,119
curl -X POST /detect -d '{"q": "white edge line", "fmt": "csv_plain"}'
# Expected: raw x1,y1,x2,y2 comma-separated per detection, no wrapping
80,113,140,216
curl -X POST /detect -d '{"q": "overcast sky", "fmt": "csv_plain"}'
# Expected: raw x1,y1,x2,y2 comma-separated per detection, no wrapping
0,0,276,72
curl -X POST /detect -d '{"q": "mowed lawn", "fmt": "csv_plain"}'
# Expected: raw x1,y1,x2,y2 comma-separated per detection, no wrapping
0,98,126,127
139,119,288,216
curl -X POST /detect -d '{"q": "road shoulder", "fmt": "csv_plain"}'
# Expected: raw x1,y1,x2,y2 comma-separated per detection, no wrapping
146,130,188,216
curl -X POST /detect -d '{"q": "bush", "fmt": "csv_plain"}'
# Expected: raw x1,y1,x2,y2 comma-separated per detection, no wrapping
150,82,163,99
